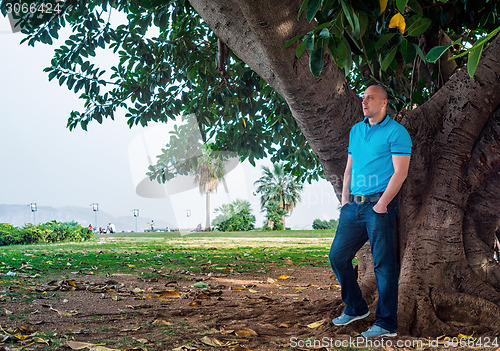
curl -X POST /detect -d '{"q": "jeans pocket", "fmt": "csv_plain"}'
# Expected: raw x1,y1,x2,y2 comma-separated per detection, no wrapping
371,204,388,215
341,201,354,212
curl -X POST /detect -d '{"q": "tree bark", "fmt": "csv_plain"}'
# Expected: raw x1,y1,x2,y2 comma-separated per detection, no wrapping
189,0,500,336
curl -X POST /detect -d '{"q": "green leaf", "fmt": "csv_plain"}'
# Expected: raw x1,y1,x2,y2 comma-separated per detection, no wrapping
396,0,409,14
467,43,484,78
305,36,315,50
406,17,431,36
48,71,57,81
295,36,311,58
381,46,398,71
414,43,426,60
330,39,348,68
426,44,452,63
298,0,310,20
283,33,304,50
450,26,500,60
375,33,395,51
400,39,416,64
358,14,369,37
407,0,423,15
192,282,209,289
306,0,322,23
340,0,359,37
59,75,67,86
310,43,325,77
318,28,330,39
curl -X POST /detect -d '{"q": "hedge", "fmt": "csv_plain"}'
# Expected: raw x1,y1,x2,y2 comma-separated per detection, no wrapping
0,221,92,246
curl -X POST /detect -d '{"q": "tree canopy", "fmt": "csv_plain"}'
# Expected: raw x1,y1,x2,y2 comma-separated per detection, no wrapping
2,0,500,337
3,0,496,182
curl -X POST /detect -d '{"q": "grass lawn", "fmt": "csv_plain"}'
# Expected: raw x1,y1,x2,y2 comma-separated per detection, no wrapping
0,230,335,278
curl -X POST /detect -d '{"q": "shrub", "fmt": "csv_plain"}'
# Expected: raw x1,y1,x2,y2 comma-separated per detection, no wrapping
213,199,256,232
262,200,287,231
312,219,339,230
0,223,22,246
0,221,93,246
21,224,51,244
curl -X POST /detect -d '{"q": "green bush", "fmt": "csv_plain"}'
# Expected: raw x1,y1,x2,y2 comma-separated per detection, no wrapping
0,221,93,246
0,223,22,246
21,225,51,244
213,199,256,232
312,218,339,230
262,200,287,231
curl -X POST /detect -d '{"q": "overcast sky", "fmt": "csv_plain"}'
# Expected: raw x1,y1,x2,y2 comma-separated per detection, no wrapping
0,16,340,230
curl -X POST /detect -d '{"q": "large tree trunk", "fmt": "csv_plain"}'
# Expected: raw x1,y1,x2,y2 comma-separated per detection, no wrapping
189,0,500,336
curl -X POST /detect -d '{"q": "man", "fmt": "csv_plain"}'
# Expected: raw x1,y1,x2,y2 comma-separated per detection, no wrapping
329,85,412,338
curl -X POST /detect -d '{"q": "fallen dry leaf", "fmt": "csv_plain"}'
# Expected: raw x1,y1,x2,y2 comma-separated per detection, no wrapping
248,289,259,293
458,332,475,339
278,322,291,328
160,291,180,298
66,341,121,351
152,319,173,326
304,320,325,328
235,329,258,337
51,307,78,316
200,336,226,347
32,336,49,344
65,326,87,334
66,341,97,350
219,327,234,334
132,337,150,344
89,346,121,351
267,278,278,284
279,275,290,280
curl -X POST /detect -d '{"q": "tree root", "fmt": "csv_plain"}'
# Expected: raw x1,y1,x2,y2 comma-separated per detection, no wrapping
431,288,500,330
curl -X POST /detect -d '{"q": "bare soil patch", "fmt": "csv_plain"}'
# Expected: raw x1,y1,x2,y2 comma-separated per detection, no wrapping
0,266,345,350
1,266,496,350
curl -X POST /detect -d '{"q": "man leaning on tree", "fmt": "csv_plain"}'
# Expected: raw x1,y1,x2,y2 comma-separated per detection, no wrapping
329,85,412,338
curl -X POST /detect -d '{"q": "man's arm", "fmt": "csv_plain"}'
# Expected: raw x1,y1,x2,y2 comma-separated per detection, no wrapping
373,155,411,213
341,155,353,207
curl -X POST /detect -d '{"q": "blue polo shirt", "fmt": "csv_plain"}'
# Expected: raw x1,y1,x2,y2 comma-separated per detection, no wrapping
348,115,412,195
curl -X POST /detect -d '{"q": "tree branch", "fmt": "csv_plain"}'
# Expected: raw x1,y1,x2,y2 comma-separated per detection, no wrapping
190,0,362,191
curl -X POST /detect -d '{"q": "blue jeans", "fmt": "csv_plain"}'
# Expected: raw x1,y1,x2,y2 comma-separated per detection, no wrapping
329,199,398,332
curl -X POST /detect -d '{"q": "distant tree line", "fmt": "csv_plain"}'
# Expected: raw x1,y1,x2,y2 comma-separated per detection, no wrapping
312,219,339,230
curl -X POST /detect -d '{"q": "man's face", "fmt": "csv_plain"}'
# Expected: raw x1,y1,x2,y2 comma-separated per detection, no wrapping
362,87,387,118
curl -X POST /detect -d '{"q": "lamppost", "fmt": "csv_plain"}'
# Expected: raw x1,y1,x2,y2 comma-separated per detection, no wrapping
186,209,191,230
29,203,37,225
133,209,139,232
91,203,98,230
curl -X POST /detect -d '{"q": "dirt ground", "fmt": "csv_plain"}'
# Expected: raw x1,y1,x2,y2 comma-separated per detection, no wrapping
0,266,497,350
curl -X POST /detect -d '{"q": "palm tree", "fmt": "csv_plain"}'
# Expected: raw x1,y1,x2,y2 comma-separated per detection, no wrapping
194,145,226,231
147,115,229,232
254,163,303,229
